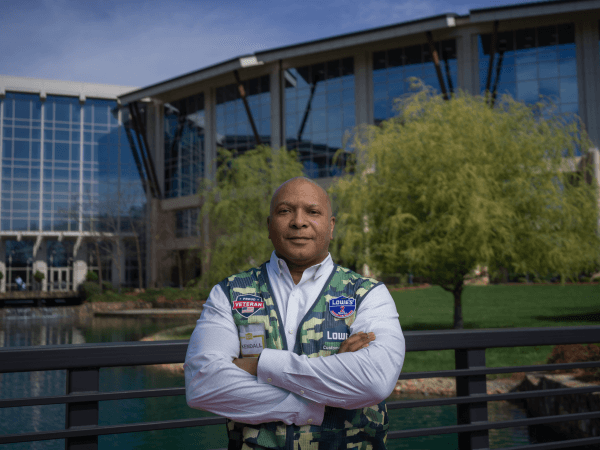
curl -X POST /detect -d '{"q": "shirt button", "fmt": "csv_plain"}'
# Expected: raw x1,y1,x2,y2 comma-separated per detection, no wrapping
288,329,293,334
267,378,272,383
300,390,304,395
307,419,313,423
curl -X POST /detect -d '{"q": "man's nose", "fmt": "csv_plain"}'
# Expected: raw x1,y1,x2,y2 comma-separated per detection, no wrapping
290,210,308,228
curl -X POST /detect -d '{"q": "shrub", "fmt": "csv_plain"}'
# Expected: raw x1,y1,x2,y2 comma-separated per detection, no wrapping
0,271,4,281
33,270,45,283
86,271,99,282
546,344,600,380
102,281,114,292
81,281,101,300
198,287,212,300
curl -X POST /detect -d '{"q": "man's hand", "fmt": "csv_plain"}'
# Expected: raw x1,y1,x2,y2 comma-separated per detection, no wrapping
338,332,376,354
233,357,259,376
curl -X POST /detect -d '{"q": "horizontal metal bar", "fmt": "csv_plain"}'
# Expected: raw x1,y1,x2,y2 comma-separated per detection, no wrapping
387,410,600,439
0,387,186,409
0,416,227,444
0,340,189,373
4,381,596,412
403,326,600,351
387,384,600,409
2,408,599,444
1,326,599,373
494,436,600,450
398,360,600,379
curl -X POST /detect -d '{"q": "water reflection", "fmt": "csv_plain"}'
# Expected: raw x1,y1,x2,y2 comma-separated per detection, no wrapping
1,308,534,449
385,393,530,449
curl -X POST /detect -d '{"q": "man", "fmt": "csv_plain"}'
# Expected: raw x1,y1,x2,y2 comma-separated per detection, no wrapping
15,276,26,291
185,177,405,450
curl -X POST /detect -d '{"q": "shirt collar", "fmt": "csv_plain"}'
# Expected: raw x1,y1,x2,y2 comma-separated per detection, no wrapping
269,251,333,281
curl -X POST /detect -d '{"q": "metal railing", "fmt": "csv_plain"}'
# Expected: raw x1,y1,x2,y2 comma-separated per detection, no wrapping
1,326,600,450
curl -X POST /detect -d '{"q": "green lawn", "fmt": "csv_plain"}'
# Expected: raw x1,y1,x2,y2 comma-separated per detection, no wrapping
148,284,599,379
393,284,600,377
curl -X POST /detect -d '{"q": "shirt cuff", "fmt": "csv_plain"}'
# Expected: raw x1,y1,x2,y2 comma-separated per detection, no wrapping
257,348,280,386
257,348,326,426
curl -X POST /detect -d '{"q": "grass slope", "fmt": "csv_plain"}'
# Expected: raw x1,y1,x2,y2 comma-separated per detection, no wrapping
393,284,600,376
147,284,599,378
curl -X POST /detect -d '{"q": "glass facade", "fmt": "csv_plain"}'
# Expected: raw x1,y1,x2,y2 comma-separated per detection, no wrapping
1,93,143,233
2,93,42,232
216,75,270,154
373,40,457,124
176,208,200,238
285,58,355,178
1,91,147,288
164,93,205,198
43,94,82,231
478,23,578,114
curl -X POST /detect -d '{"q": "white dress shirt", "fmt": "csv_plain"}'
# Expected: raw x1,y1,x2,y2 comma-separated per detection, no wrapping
184,251,405,426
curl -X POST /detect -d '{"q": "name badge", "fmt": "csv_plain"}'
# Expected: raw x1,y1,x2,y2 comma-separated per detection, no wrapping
238,323,266,357
322,325,349,351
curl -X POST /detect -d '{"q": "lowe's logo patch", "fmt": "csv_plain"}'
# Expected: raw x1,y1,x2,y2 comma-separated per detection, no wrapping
329,296,356,319
233,294,265,318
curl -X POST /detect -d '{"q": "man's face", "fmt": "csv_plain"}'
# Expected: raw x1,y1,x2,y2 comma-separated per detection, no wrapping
268,179,335,268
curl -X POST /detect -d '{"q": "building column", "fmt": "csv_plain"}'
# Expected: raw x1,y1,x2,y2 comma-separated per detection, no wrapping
72,241,87,291
270,62,283,150
200,87,217,283
32,239,47,292
111,239,125,289
456,28,477,95
0,240,5,293
354,50,373,127
149,198,161,288
576,18,600,148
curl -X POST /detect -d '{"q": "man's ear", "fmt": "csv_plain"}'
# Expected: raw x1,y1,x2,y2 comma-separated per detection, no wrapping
329,216,336,239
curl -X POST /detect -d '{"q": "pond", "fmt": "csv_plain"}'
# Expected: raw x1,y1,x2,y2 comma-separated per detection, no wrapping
0,307,534,449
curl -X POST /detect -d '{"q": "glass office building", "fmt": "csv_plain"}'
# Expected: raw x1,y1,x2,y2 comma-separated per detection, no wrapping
478,23,578,114
0,78,146,292
3,0,600,290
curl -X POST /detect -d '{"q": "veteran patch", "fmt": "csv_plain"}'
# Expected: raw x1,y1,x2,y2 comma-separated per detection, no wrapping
232,294,265,318
329,296,356,319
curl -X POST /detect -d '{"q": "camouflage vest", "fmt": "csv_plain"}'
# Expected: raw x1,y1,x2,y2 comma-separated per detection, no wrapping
219,262,389,450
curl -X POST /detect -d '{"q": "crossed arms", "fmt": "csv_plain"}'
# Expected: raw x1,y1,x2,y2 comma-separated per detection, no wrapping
184,284,405,426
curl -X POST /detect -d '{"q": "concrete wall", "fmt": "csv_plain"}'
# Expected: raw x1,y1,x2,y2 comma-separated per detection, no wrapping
512,374,600,439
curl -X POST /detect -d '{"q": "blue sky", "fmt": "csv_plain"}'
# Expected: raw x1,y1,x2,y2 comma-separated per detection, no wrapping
1,0,537,88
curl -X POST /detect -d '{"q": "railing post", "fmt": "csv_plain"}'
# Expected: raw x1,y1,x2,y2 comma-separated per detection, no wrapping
65,367,99,450
455,348,489,450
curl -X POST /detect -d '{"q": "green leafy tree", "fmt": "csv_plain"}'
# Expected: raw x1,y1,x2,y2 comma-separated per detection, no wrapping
199,145,304,287
332,87,600,329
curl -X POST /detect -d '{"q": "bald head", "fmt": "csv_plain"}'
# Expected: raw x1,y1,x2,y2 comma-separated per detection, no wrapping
267,177,336,270
269,177,332,218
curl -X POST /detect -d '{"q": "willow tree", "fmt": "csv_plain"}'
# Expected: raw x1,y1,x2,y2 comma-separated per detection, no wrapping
199,145,304,287
332,87,599,329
